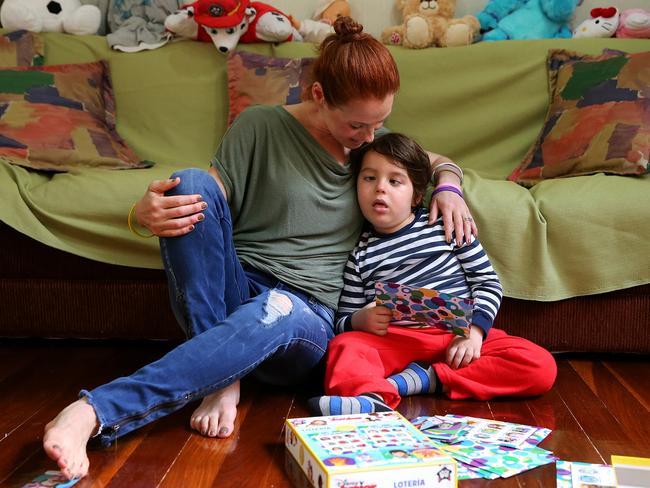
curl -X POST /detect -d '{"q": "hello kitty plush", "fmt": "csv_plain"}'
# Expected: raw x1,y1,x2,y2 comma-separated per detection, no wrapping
573,7,619,38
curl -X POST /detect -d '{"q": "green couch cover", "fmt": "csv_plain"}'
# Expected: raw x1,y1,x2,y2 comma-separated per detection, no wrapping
1,33,649,301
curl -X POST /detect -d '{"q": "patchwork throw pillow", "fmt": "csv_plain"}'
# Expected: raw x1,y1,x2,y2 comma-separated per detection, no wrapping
0,30,44,67
0,60,151,171
508,49,650,187
227,51,314,125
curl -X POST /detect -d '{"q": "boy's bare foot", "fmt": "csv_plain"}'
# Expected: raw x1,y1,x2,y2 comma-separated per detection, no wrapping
190,380,240,438
43,398,99,480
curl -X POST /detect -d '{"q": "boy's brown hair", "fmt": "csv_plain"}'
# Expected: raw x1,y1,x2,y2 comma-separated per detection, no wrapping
349,133,432,206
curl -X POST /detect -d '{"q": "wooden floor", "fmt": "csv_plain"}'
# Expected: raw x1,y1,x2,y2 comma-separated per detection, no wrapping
1,340,649,488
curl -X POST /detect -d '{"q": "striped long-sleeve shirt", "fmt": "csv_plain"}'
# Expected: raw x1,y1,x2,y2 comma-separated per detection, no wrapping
335,208,503,336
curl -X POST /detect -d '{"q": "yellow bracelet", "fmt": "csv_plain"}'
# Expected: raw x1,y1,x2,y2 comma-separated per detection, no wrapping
127,202,155,239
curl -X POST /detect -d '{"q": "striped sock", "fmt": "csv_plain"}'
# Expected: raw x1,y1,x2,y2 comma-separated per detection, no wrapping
387,362,437,396
308,393,393,416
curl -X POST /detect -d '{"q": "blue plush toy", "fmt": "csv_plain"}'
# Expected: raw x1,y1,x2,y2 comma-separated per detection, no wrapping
476,0,579,40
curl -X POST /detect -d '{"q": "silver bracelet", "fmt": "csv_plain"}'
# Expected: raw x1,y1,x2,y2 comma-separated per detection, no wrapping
433,161,464,184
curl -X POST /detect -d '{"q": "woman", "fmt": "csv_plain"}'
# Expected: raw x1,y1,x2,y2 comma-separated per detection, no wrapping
43,17,476,480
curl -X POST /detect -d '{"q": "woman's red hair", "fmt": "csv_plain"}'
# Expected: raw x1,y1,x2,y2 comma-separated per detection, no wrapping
305,17,400,107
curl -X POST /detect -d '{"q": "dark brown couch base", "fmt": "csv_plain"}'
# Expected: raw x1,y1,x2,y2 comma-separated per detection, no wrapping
2,223,648,352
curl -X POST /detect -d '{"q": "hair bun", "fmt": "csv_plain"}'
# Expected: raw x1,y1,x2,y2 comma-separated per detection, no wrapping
333,16,364,40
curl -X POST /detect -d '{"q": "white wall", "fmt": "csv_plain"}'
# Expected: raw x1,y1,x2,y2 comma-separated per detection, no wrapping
274,0,648,40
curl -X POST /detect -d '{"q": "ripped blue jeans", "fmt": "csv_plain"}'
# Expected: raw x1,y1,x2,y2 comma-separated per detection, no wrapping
82,169,335,446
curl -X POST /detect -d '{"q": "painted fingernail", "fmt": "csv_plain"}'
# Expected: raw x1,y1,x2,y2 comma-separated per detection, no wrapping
197,214,205,221
189,225,195,231
200,202,208,210
197,195,203,202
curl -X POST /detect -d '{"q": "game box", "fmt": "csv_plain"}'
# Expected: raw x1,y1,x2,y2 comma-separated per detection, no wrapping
284,411,457,488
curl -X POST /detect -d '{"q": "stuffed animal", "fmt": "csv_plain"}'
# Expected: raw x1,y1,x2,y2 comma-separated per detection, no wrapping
0,0,101,35
165,0,299,54
616,8,650,38
476,0,578,41
381,0,480,48
573,7,619,38
290,0,350,44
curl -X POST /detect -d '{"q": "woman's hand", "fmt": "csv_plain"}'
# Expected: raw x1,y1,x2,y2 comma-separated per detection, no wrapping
446,325,483,369
134,177,207,237
351,303,392,336
429,189,477,246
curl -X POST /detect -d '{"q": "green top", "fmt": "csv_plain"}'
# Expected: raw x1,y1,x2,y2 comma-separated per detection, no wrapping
212,105,363,309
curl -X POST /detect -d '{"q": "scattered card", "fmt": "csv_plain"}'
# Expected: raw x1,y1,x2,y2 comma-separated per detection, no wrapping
22,470,79,488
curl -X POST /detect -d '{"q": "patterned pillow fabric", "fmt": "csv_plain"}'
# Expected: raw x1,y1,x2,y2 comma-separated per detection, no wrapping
508,49,650,187
0,60,151,171
0,30,44,67
227,51,314,125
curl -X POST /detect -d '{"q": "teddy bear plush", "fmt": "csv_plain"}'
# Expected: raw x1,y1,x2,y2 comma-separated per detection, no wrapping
165,0,299,54
290,0,350,44
381,0,480,49
476,0,578,41
0,0,101,35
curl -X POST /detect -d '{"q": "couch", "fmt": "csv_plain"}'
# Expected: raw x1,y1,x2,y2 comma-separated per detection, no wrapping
1,32,649,352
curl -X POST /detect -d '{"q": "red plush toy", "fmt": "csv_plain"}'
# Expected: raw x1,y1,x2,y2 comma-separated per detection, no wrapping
165,0,300,54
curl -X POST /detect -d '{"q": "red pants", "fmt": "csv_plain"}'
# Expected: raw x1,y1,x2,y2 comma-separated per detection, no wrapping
324,327,557,408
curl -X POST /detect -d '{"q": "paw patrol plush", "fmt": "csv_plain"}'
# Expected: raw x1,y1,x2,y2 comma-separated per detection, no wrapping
573,7,619,38
0,0,101,35
165,0,299,54
476,0,579,41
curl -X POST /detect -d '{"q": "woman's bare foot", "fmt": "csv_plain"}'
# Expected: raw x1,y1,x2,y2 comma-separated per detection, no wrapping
43,398,99,480
190,380,240,438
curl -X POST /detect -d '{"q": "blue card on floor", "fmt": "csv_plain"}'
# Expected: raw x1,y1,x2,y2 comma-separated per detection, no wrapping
22,470,79,488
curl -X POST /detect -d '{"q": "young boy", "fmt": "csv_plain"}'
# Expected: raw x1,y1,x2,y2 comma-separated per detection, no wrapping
309,133,556,416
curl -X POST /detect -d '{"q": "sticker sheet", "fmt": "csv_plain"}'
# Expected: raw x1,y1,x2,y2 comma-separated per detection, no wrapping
570,461,617,487
438,439,556,478
412,414,555,480
417,416,468,443
415,414,545,448
375,282,473,336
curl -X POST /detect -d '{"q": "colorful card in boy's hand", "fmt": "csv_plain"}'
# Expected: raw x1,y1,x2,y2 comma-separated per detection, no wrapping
375,281,473,337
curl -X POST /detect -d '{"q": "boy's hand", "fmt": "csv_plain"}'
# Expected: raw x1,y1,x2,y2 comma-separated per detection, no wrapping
351,303,392,336
446,325,484,369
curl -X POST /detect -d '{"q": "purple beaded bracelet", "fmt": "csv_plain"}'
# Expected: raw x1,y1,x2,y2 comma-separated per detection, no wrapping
432,185,464,199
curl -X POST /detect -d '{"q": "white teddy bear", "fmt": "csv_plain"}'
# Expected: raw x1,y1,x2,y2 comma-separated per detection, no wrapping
0,0,101,35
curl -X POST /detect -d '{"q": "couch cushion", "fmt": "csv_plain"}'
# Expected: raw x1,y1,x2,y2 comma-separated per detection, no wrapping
508,49,650,186
0,60,152,171
0,30,43,67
